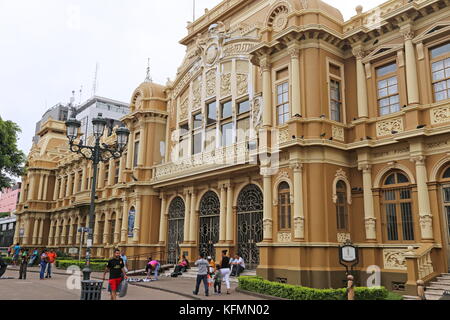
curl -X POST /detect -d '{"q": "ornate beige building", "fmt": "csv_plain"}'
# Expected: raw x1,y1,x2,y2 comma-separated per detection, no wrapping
15,0,450,295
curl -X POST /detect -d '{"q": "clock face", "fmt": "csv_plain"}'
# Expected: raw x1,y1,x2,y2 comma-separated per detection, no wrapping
342,246,357,262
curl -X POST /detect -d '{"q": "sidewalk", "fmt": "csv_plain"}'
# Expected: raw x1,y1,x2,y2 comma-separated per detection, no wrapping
5,265,264,301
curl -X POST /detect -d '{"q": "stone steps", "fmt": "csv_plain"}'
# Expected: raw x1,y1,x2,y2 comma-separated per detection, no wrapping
402,295,421,300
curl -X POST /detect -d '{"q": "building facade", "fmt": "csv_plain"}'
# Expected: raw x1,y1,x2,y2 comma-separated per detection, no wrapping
15,0,450,295
0,216,16,248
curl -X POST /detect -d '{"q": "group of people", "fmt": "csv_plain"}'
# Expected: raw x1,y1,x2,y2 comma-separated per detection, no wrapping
7,243,57,280
193,251,246,297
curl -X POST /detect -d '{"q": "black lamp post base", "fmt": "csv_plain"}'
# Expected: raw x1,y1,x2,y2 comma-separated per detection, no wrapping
82,266,92,281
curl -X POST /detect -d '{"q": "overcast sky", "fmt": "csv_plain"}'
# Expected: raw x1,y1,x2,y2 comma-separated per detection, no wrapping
0,0,386,157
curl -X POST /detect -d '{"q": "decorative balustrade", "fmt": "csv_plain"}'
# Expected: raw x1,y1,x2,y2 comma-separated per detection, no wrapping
153,140,258,182
404,243,437,295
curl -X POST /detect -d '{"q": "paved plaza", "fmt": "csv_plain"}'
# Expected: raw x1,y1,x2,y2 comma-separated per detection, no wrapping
0,266,264,301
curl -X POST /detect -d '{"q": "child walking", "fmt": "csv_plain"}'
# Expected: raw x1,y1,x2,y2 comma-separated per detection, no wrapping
213,264,223,295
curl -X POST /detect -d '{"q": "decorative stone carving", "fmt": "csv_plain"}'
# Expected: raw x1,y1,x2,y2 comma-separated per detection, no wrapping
268,5,289,32
332,126,345,142
294,216,304,239
376,117,404,137
278,127,290,144
206,70,216,97
337,233,351,244
135,95,143,110
289,48,300,59
253,97,263,129
278,232,292,243
263,219,273,238
383,249,408,270
431,104,450,124
221,73,231,97
192,78,202,109
223,42,256,58
179,99,189,122
205,44,219,65
365,217,377,240
419,214,434,239
237,74,248,96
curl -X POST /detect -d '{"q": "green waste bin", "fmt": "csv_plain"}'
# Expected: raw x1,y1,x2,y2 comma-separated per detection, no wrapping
81,280,103,300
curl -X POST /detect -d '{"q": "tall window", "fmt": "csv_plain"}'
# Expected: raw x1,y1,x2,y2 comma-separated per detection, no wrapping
77,171,82,192
179,123,189,158
207,101,217,125
441,166,450,241
133,132,140,168
330,80,342,122
336,181,348,231
278,182,291,230
221,122,234,147
430,42,450,102
104,164,109,187
192,113,203,155
114,160,120,184
377,63,400,116
237,100,250,143
381,171,414,241
221,101,233,119
277,82,290,125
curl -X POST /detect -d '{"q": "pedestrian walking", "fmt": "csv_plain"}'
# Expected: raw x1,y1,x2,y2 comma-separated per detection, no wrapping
19,249,29,280
12,243,21,266
103,249,127,300
28,248,39,266
213,264,223,295
7,246,12,257
219,250,231,294
46,249,57,278
39,249,49,280
120,250,128,273
192,253,209,297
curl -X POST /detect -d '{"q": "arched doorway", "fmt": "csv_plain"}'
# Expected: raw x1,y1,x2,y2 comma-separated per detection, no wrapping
199,191,220,260
440,165,450,270
237,184,263,269
167,197,185,265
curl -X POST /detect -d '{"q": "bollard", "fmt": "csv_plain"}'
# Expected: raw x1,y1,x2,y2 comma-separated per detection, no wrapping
417,280,426,300
347,275,355,300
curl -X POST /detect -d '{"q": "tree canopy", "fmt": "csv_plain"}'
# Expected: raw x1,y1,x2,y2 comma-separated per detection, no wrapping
0,116,26,189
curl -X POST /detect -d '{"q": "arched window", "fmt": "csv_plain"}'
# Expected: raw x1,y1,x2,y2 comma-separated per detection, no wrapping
278,182,291,230
336,181,348,231
381,171,414,241
443,167,450,179
110,213,116,244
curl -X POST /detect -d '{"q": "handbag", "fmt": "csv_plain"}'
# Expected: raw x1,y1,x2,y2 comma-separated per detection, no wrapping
119,279,128,297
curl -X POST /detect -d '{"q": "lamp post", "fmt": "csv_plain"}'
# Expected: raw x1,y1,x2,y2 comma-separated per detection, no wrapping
65,113,130,280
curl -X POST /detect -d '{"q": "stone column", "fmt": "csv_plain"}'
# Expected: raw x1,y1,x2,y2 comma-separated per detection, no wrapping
413,156,434,240
289,46,301,117
75,217,81,245
189,190,197,243
118,155,125,183
98,163,105,189
126,132,135,169
66,173,73,197
32,215,39,245
353,47,369,118
19,182,26,203
103,211,112,244
226,183,234,242
48,218,55,246
59,176,65,199
13,216,21,244
53,177,60,200
262,170,273,241
359,164,377,240
38,216,45,245
219,185,227,242
37,173,44,200
261,56,273,127
402,27,420,105
73,170,80,194
93,213,100,244
23,216,32,245
184,189,191,243
42,173,49,201
121,198,129,243
28,173,36,201
292,162,305,239
138,120,147,167
114,209,121,244
53,218,60,245
81,167,87,191
158,194,168,244
68,215,75,245
133,195,142,243
60,216,67,245
108,159,115,186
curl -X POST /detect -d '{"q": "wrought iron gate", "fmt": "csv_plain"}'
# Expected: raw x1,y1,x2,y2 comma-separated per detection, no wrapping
237,184,263,270
167,197,185,265
199,191,220,260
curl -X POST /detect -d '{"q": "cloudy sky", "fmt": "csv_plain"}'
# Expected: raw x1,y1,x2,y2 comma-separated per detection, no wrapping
0,0,386,157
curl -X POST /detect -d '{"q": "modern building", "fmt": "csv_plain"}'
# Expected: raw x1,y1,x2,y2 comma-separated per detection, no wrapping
15,0,450,297
33,103,69,145
75,96,129,139
0,183,21,214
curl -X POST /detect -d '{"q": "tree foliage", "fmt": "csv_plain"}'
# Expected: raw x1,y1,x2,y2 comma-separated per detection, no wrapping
0,116,26,189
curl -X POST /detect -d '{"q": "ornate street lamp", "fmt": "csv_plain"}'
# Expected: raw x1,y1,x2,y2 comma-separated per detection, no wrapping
65,113,130,280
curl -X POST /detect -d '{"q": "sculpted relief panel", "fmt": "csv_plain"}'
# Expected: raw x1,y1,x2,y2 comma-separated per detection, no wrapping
376,117,404,137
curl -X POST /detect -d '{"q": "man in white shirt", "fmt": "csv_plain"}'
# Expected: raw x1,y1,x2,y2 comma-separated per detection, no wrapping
230,254,245,277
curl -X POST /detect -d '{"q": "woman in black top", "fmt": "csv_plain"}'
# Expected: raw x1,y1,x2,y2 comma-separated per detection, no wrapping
219,250,231,294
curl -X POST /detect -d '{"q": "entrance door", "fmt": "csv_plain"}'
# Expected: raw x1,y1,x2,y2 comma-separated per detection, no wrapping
443,185,450,270
199,191,220,260
237,184,263,270
167,197,185,265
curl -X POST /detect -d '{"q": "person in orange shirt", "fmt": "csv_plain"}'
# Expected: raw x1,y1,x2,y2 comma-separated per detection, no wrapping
45,249,57,279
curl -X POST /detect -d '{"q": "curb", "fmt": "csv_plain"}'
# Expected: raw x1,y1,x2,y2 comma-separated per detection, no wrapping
235,287,287,300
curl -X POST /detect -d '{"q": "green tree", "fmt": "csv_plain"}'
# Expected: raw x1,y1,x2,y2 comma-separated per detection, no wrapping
0,116,26,189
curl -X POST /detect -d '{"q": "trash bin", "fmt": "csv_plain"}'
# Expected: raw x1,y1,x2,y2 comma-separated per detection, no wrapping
81,280,103,300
